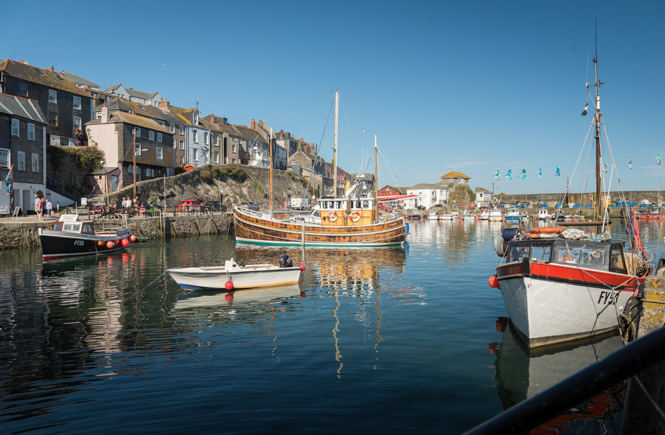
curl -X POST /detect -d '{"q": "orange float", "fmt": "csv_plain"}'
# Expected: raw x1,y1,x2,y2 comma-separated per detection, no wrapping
528,226,565,234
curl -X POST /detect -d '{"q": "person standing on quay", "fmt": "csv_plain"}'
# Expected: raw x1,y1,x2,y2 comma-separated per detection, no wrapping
46,199,53,218
34,195,43,220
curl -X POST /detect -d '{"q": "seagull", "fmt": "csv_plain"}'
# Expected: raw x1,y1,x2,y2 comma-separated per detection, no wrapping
163,64,167,67
361,128,366,133
581,103,588,116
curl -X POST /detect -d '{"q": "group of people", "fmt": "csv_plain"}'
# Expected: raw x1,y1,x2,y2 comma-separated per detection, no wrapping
34,195,54,220
121,197,140,213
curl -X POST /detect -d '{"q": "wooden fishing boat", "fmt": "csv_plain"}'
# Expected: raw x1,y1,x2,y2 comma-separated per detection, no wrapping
38,214,132,261
167,256,304,291
233,91,408,248
489,55,652,348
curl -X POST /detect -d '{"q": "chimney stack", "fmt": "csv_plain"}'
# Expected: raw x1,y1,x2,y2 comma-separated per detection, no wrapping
159,98,170,111
251,119,256,130
101,105,109,123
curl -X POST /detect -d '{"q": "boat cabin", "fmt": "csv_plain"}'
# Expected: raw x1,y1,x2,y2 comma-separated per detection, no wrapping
46,215,95,234
319,173,377,226
506,239,627,274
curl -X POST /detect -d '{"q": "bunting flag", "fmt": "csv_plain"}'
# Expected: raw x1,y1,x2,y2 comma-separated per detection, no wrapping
494,170,500,180
537,168,542,179
555,166,560,177
506,169,512,180
603,163,608,174
519,169,527,180
628,156,632,170
581,103,588,116
658,153,662,167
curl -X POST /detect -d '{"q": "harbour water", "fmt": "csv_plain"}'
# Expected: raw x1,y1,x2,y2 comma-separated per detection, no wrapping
1,219,664,434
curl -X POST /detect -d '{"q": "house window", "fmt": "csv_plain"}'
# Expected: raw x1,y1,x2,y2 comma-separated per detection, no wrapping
128,165,133,174
157,132,162,142
19,82,27,97
204,132,209,145
73,96,81,110
32,153,39,172
18,152,25,171
11,119,19,137
179,140,184,150
0,149,9,167
157,147,163,160
173,138,176,147
232,144,236,153
179,125,184,135
193,113,198,124
73,117,82,129
170,122,175,132
149,130,154,141
193,149,199,161
48,111,58,126
214,151,219,163
135,128,141,138
158,120,165,127
179,155,184,164
49,89,57,103
28,124,35,141
193,129,198,143
136,146,142,156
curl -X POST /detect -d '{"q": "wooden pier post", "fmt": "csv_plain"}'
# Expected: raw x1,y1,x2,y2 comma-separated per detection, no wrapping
621,275,665,434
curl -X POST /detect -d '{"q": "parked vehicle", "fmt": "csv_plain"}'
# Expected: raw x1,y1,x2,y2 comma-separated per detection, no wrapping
179,200,201,211
239,202,259,211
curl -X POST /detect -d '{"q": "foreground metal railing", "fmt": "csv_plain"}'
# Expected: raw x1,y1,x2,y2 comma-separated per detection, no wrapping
465,326,665,434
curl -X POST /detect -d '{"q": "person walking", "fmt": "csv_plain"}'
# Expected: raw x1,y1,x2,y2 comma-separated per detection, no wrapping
34,195,43,220
46,199,53,218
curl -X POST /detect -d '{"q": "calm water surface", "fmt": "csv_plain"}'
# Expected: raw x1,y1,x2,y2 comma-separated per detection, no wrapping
1,220,664,434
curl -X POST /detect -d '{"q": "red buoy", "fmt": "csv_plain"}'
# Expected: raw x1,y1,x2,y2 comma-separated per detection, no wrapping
129,235,137,243
299,263,306,271
488,275,500,289
106,241,115,249
121,239,129,247
225,281,234,290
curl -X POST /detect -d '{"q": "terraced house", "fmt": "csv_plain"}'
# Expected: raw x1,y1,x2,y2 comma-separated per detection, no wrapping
0,59,93,148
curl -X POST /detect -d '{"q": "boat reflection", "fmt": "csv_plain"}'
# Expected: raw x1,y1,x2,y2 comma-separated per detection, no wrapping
174,284,302,311
489,317,625,432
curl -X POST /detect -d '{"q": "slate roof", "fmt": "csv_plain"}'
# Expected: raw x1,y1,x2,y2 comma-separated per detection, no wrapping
86,111,171,133
410,183,446,190
2,60,90,97
475,187,491,193
104,84,159,101
103,97,181,125
0,93,47,124
59,71,100,89
440,170,471,180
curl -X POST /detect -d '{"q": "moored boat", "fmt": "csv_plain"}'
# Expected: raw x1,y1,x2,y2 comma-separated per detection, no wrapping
38,214,132,261
636,207,665,220
488,54,652,348
168,255,304,291
428,211,439,221
489,209,504,222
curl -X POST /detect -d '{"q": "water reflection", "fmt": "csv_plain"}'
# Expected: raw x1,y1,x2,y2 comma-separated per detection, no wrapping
489,317,625,432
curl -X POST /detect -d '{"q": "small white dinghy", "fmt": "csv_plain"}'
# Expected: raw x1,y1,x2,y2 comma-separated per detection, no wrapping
167,255,304,291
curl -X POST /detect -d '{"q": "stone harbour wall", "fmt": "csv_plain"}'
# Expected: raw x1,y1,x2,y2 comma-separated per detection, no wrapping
0,214,234,251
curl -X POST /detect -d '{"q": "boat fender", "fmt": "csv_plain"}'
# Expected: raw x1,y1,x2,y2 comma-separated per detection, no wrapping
129,235,137,243
225,281,234,290
406,223,410,233
97,241,104,246
488,275,501,289
106,241,115,249
121,239,129,247
350,211,360,223
299,263,306,271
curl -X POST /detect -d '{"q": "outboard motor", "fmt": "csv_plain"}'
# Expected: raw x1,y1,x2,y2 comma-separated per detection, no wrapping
279,254,293,268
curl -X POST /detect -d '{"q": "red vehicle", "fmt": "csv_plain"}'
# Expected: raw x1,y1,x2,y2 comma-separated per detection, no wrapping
178,200,201,211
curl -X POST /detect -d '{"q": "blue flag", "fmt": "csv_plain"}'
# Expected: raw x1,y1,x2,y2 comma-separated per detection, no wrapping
519,169,526,180
629,156,632,170
506,169,512,180
555,166,560,177
494,170,500,180
537,168,542,179
658,153,662,167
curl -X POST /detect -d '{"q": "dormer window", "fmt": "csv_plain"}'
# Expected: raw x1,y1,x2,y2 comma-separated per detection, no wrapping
193,114,198,124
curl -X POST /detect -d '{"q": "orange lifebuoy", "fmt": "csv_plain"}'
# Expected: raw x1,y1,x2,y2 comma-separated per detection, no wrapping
327,211,337,222
350,211,360,223
529,226,565,234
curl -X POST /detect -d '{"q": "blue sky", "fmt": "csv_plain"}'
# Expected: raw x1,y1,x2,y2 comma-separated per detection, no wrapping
3,1,664,194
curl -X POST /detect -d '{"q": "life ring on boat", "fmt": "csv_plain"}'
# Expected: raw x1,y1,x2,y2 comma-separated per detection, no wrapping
327,211,337,222
529,226,565,234
350,211,361,223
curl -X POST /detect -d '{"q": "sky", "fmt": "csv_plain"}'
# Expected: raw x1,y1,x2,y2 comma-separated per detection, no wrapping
3,0,664,195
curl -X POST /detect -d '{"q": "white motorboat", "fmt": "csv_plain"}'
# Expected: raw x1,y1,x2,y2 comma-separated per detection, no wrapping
489,210,504,222
537,208,553,220
439,211,459,221
428,211,439,221
168,255,303,291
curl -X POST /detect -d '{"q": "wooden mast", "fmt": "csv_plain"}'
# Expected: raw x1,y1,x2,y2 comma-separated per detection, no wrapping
269,128,273,211
333,90,338,197
374,135,379,222
594,58,602,219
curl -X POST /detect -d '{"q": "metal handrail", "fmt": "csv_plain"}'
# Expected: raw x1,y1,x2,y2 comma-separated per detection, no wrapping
464,326,665,434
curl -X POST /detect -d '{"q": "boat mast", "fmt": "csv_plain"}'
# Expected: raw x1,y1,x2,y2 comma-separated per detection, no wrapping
269,128,273,211
333,90,338,197
374,135,379,222
593,24,602,220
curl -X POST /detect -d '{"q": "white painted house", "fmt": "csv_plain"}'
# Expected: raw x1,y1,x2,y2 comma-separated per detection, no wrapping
404,183,448,209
